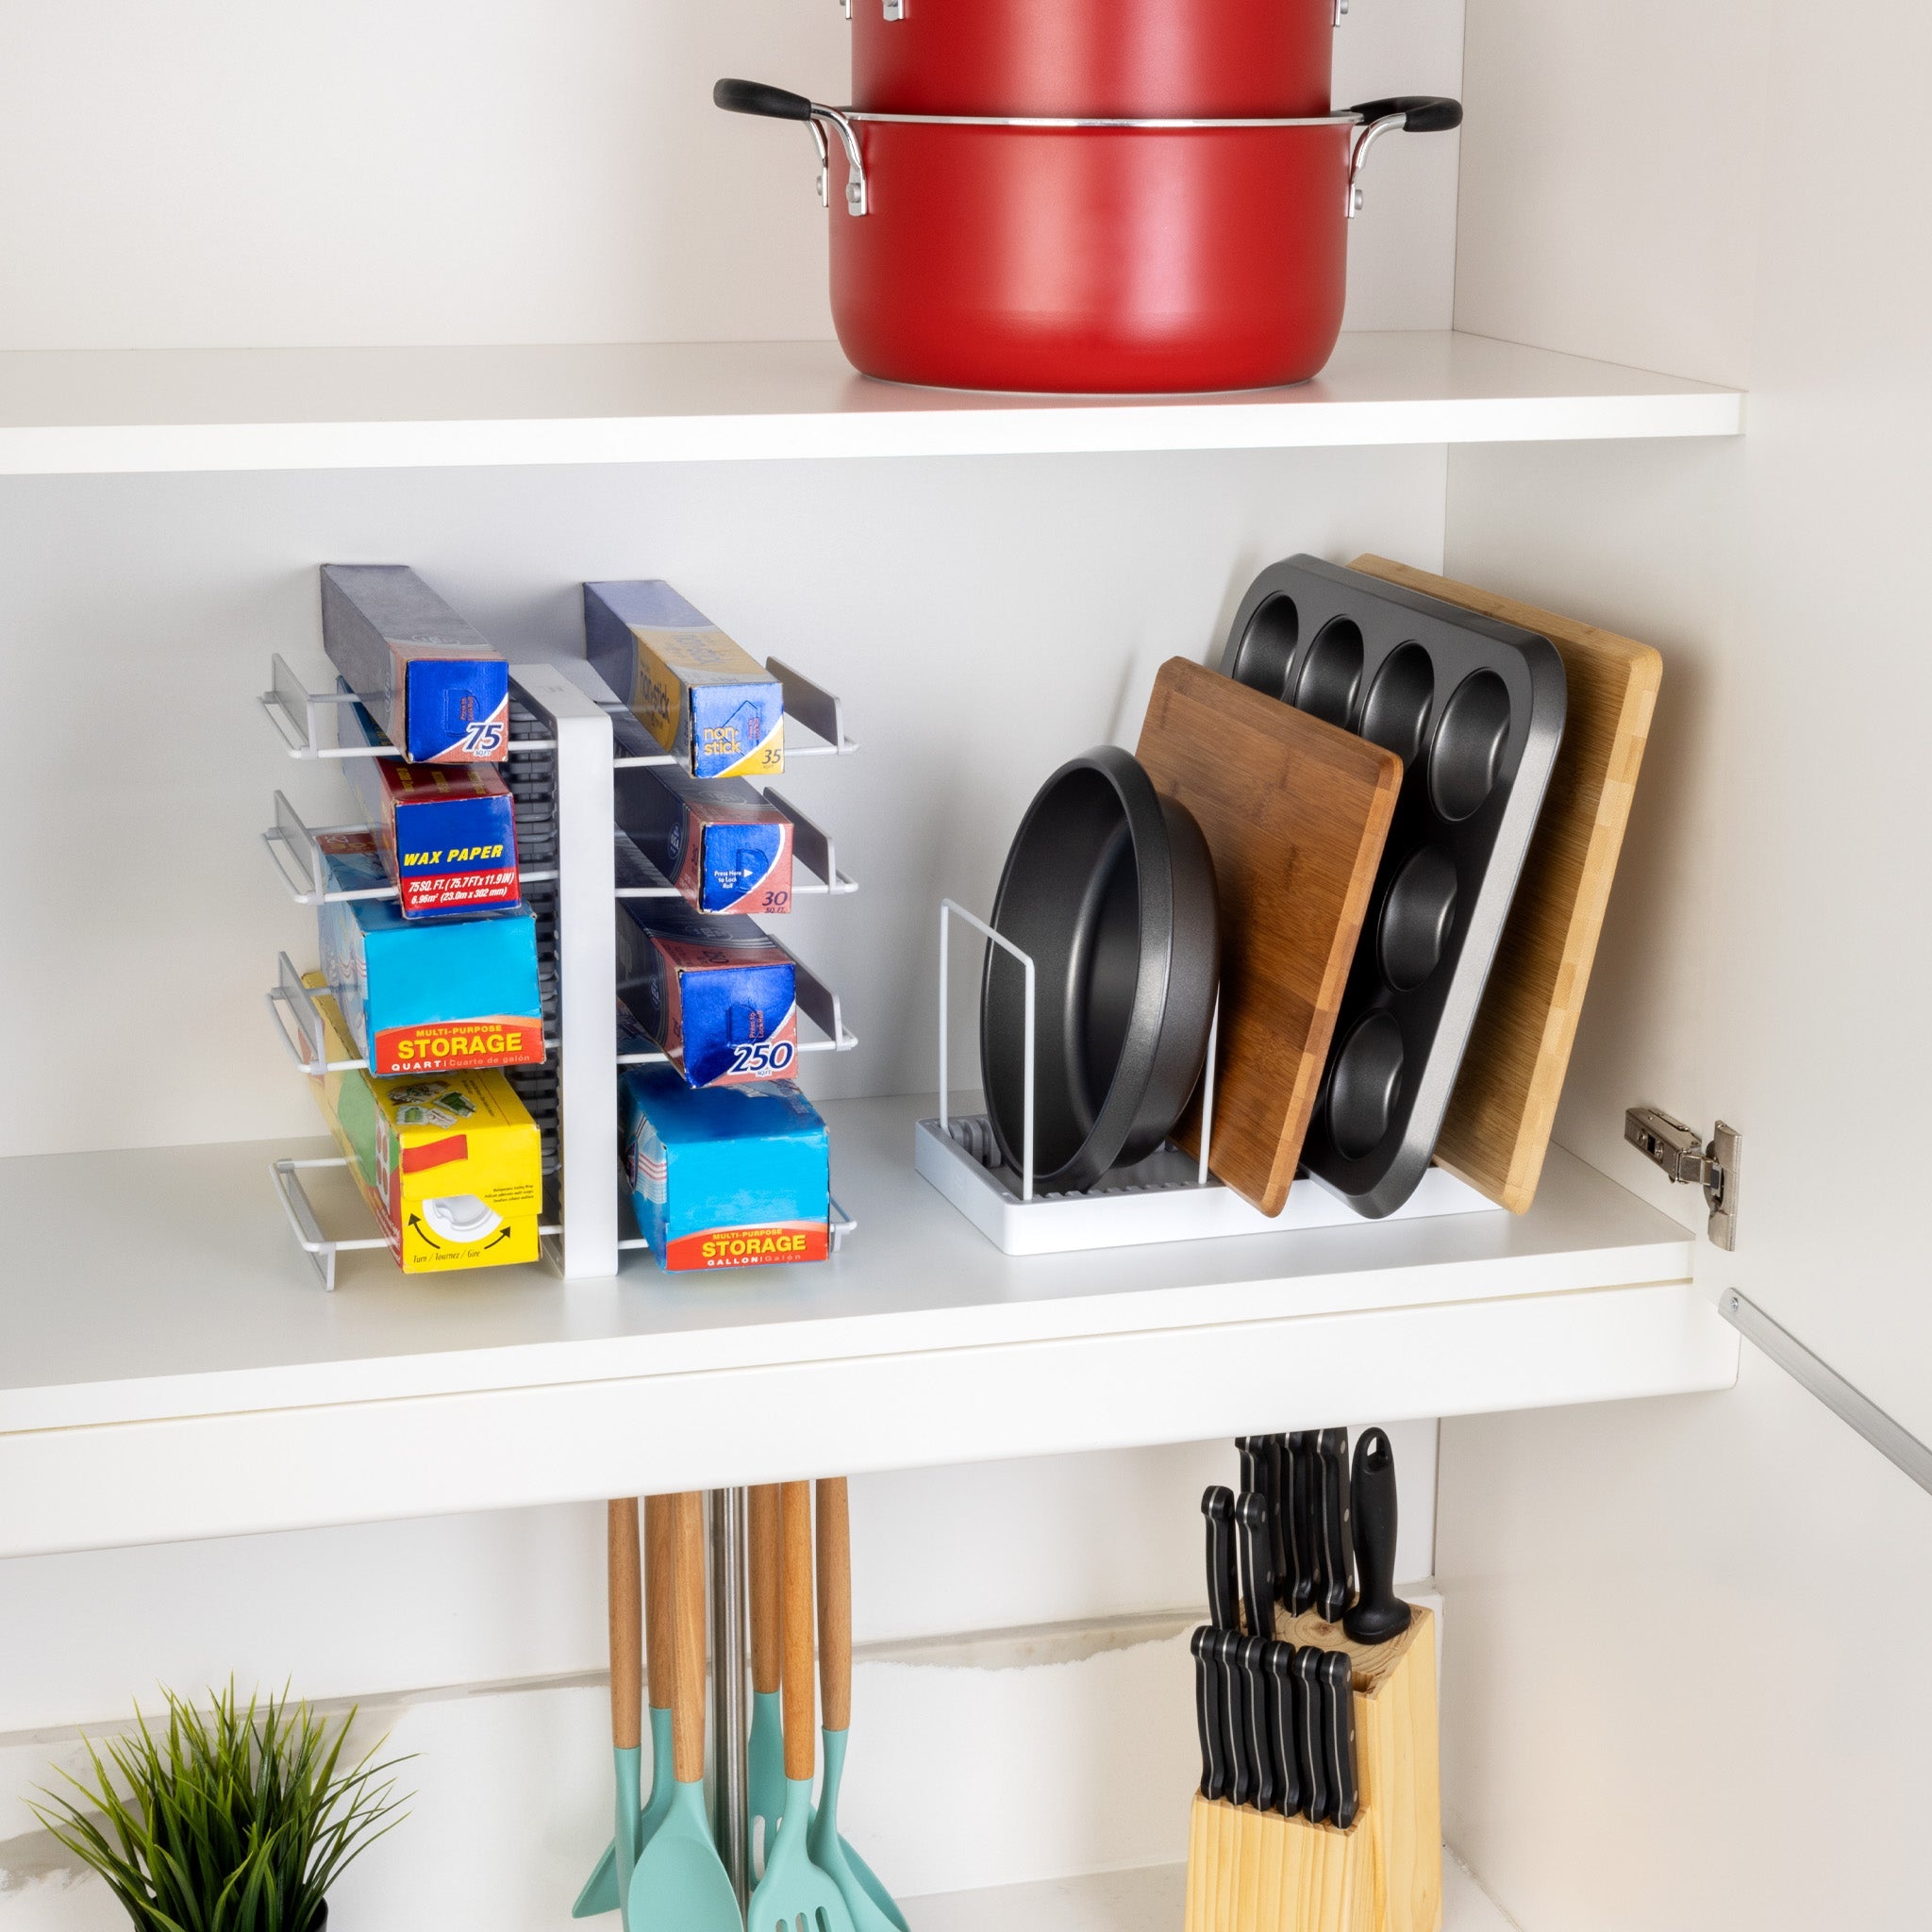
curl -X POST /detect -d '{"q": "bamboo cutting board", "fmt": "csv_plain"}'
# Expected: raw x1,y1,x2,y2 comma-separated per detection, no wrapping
1137,658,1399,1215
1350,557,1662,1213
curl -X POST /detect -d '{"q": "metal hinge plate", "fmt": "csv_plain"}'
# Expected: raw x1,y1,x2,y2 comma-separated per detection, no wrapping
1624,1106,1740,1251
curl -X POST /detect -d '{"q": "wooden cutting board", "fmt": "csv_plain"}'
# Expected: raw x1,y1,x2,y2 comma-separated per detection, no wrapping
1350,555,1662,1212
1137,658,1399,1215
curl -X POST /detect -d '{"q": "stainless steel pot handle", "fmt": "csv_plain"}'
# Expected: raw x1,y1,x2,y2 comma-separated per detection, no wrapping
1343,96,1461,218
713,79,870,216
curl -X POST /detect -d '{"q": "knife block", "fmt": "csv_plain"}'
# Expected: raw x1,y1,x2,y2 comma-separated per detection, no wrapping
1274,1603,1442,1932
1184,1795,1374,1932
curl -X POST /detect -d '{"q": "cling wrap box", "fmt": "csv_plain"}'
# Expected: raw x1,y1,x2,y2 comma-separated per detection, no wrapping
616,899,797,1088
321,563,510,763
318,832,545,1075
584,579,784,778
614,753,792,916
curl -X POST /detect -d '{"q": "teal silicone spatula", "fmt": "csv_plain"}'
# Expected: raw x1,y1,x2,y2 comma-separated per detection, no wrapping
574,1498,676,1919
747,1483,857,1932
747,1484,785,1877
808,1478,908,1932
626,1492,742,1932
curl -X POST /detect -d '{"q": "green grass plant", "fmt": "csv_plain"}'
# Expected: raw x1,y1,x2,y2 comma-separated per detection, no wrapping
30,1681,408,1932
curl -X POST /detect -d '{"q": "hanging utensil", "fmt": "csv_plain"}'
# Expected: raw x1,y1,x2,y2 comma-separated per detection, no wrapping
748,1484,785,1877
573,1502,642,1925
808,1477,908,1932
747,1483,856,1932
626,1494,741,1932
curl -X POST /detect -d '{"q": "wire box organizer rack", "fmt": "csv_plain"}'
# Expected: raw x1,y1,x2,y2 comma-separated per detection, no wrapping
260,653,861,1288
912,900,1497,1257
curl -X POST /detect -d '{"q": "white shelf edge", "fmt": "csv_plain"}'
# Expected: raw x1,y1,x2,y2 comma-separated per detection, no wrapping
0,333,1743,475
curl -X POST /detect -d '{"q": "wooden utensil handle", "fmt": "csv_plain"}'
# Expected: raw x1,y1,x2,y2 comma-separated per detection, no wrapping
670,1491,708,1783
780,1480,815,1780
816,1477,853,1733
608,1499,641,1751
750,1484,781,1698
644,1493,674,1714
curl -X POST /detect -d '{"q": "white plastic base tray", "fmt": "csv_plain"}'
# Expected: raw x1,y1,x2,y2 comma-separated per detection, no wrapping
914,1115,1499,1256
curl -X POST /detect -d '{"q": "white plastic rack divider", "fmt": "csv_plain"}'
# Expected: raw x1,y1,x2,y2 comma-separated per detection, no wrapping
914,897,1499,1256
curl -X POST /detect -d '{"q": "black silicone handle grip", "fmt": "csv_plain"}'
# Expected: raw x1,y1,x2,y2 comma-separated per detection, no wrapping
1344,1427,1413,1643
1347,95,1464,135
713,78,816,122
1191,1625,1226,1800
1317,1428,1354,1624
1238,1491,1276,1641
1323,1651,1359,1828
1291,1646,1328,1822
1203,1486,1239,1630
1287,1432,1317,1617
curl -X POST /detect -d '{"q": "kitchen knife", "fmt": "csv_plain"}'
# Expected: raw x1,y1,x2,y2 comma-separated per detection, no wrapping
1191,1625,1229,1800
1321,1650,1359,1829
1203,1486,1239,1630
1264,1641,1301,1816
1316,1427,1354,1623
1234,1443,1265,1624
1240,1635,1278,1813
1290,1645,1327,1822
1214,1627,1254,1807
1286,1431,1318,1616
1265,1435,1292,1611
1343,1425,1413,1643
1237,1491,1276,1641
1237,1436,1266,1498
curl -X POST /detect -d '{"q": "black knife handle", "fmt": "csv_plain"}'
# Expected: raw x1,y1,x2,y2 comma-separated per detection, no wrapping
1191,1625,1226,1799
1237,1491,1276,1641
1214,1627,1254,1807
1291,1645,1328,1821
1203,1486,1239,1630
1237,1436,1265,1498
1239,1636,1277,1812
1287,1431,1317,1616
1344,1426,1413,1643
1322,1650,1359,1828
1264,1641,1301,1816
1265,1436,1291,1608
1317,1427,1355,1623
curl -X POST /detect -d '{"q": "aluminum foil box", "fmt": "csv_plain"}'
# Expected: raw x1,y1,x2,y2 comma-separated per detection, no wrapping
615,756,792,915
321,563,510,763
584,578,784,778
616,899,797,1087
620,1063,828,1270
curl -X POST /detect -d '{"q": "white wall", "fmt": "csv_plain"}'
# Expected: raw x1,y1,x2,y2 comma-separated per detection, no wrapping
0,0,1462,351
1438,0,1932,1923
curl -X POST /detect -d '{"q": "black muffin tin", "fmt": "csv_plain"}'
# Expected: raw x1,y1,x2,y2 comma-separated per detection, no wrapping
1219,557,1566,1217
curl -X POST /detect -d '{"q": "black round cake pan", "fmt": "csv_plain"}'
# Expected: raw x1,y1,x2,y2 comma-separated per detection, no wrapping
980,746,1220,1193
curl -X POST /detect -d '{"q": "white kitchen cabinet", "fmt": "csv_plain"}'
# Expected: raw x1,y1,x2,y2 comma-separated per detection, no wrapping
1,1,1924,1929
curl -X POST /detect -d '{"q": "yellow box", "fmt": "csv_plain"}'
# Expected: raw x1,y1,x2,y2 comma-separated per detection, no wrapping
305,974,541,1273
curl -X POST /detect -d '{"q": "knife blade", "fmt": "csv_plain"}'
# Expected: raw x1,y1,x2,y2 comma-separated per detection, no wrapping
1316,1427,1354,1623
1215,1627,1254,1807
1286,1431,1318,1616
1202,1486,1239,1630
1240,1635,1278,1813
1264,1641,1301,1816
1238,1491,1277,1641
1321,1649,1359,1829
1343,1425,1412,1644
1291,1645,1328,1821
1191,1624,1228,1800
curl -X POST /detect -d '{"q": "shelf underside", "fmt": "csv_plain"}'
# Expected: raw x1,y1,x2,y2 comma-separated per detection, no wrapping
0,1094,1733,1556
0,333,1742,474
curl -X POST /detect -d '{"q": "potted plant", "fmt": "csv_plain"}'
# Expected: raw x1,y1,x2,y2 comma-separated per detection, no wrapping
31,1681,408,1931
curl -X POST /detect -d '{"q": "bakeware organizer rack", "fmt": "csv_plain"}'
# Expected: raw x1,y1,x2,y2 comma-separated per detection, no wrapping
913,899,1497,1256
259,653,859,1288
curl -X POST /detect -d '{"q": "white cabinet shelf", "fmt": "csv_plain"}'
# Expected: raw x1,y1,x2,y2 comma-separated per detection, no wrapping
0,1096,1735,1557
0,332,1741,475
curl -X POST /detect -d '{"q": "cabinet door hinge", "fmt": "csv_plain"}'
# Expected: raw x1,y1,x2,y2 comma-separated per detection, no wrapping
1624,1107,1740,1251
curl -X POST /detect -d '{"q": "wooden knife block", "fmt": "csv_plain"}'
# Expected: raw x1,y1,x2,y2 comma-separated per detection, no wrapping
1182,1605,1441,1932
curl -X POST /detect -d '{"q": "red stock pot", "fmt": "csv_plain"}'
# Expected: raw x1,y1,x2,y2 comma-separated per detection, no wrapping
841,0,1355,120
713,82,1461,394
